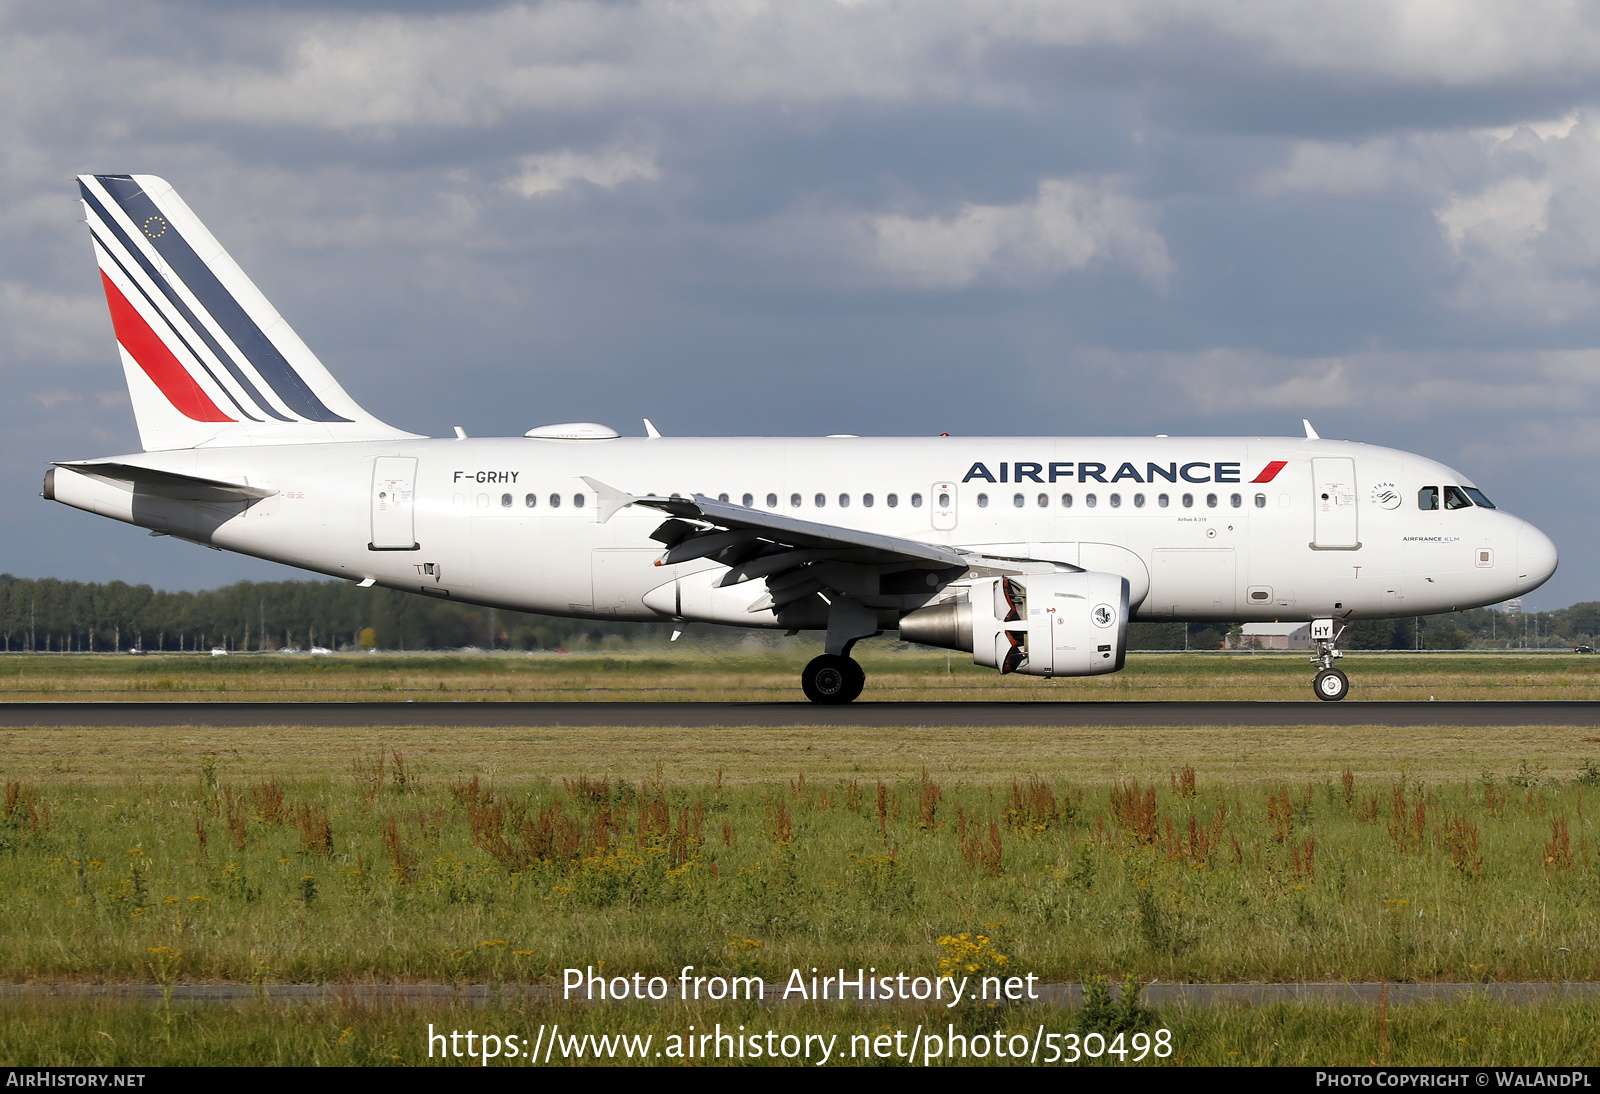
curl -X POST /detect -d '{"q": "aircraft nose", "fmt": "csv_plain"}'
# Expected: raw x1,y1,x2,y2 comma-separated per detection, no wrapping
1515,521,1558,593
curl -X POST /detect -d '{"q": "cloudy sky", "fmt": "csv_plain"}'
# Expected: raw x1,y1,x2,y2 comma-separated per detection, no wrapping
4,0,1599,608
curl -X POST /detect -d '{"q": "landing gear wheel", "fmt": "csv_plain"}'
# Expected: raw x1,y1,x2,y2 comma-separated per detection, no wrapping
1313,668,1350,702
802,654,865,704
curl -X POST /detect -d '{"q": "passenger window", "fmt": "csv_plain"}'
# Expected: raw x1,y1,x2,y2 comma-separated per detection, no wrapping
887,493,899,508
524,493,537,508
766,493,778,508
1463,487,1496,509
1037,493,1048,508
863,493,874,507
549,493,561,508
742,493,752,507
1158,493,1169,508
790,493,802,507
839,494,850,507
718,493,729,502
1444,486,1473,510
573,494,585,509
1061,493,1073,508
1206,493,1218,508
1109,493,1122,508
1134,493,1145,508
911,493,923,507
1418,486,1439,510
1182,493,1193,508
1230,493,1242,508
814,493,826,507
977,493,989,508
1086,494,1098,508
501,493,512,508
1013,493,1024,508
1254,493,1266,508
936,491,948,507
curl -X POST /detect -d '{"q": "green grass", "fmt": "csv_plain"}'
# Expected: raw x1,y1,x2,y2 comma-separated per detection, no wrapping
3,752,1599,986
0,648,1598,701
3,996,1597,1066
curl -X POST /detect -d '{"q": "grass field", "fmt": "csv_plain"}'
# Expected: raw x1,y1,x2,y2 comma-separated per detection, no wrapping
3,653,1599,1066
0,648,1598,702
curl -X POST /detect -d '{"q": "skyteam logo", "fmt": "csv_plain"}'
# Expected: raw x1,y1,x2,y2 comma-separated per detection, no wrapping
1092,603,1116,628
959,460,1287,485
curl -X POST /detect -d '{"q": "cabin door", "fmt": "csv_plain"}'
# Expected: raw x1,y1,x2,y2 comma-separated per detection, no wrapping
370,457,418,550
1311,457,1359,549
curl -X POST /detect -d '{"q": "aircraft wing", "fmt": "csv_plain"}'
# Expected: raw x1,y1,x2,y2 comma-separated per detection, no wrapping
582,478,968,610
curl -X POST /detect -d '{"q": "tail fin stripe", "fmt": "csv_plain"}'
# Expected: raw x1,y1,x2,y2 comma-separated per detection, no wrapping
98,271,234,423
89,227,263,422
81,183,291,423
95,175,352,424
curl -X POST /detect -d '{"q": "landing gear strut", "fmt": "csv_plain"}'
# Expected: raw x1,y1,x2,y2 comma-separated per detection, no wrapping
802,654,865,704
1310,618,1349,701
800,595,878,704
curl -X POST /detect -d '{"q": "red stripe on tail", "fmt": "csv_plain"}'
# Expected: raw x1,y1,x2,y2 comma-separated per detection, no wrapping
99,272,233,423
1251,460,1288,483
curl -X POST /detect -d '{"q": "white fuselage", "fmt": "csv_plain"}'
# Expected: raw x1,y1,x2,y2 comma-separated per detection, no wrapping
48,434,1557,628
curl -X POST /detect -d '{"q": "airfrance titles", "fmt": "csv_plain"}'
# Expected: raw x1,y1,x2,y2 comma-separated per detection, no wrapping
960,460,1259,485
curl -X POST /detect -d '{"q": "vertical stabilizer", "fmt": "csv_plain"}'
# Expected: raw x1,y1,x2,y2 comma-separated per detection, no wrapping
78,174,420,451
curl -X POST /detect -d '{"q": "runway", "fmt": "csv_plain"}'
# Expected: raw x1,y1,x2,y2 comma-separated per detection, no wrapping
1,700,1597,728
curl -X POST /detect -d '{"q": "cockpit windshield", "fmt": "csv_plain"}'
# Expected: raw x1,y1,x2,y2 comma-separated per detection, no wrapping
1443,486,1473,510
1418,486,1438,510
1462,487,1496,509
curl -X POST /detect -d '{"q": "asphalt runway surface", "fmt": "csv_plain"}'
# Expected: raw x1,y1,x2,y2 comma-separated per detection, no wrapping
1,700,1598,727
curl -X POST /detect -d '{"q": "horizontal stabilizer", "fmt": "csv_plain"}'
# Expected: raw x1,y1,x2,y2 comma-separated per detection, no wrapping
54,462,277,503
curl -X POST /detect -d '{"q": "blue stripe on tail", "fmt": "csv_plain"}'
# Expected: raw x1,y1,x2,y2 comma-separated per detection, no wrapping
95,175,351,424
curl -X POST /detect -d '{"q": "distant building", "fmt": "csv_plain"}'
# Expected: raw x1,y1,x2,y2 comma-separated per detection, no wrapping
1227,622,1312,650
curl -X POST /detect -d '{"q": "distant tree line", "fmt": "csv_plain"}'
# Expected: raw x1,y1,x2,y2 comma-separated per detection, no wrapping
1130,603,1599,651
0,575,678,653
0,573,1591,654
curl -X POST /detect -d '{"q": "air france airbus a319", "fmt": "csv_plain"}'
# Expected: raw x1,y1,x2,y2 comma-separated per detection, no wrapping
44,174,1559,703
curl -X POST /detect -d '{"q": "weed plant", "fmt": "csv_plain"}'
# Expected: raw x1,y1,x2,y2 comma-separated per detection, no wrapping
1,757,1598,986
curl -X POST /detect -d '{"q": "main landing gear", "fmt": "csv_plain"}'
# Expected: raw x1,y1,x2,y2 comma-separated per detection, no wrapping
1310,618,1349,702
801,654,865,704
801,595,878,704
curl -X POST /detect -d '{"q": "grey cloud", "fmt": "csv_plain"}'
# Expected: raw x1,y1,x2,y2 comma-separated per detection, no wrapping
1,0,1598,609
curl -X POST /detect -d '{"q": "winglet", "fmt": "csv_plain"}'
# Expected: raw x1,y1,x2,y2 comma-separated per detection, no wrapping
1302,418,1320,440
643,418,662,439
580,476,637,523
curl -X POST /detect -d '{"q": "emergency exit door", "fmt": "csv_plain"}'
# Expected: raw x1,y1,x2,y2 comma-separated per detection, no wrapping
370,457,418,550
1311,457,1359,549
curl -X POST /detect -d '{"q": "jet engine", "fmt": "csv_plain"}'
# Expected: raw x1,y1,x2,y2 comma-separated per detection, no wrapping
898,572,1129,678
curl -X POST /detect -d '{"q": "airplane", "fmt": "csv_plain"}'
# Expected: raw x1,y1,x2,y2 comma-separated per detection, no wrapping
43,174,1559,703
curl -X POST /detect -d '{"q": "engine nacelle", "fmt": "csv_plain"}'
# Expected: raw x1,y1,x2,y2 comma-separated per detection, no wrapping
898,571,1129,677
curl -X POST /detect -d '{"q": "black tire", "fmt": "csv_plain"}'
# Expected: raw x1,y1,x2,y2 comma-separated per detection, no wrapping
801,654,865,704
1313,668,1350,702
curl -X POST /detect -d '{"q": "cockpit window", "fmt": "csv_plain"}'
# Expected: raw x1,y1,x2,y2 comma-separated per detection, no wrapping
1444,485,1473,510
1418,486,1439,511
1462,487,1496,509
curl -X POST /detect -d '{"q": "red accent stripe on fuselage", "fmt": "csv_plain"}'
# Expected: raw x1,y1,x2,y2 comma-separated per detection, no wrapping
99,271,233,423
1251,460,1288,483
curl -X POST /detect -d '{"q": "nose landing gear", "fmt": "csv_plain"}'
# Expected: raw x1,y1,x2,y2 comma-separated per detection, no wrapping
1310,618,1349,701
